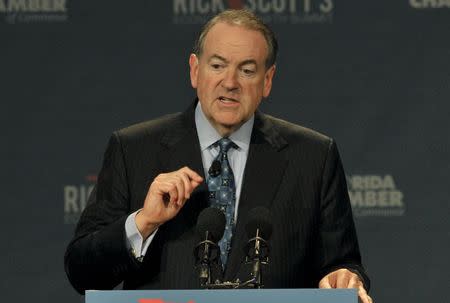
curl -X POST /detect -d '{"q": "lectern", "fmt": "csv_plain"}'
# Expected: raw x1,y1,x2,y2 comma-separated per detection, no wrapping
86,289,357,303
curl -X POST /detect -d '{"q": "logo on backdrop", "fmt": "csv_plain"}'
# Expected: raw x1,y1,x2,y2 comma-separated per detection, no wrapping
0,0,69,24
63,174,96,224
172,0,334,24
347,174,406,217
409,0,450,8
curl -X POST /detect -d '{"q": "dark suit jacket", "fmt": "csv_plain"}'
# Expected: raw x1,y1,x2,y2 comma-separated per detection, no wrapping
64,102,369,294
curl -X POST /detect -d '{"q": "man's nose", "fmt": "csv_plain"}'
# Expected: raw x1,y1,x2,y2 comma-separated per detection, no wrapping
221,69,239,91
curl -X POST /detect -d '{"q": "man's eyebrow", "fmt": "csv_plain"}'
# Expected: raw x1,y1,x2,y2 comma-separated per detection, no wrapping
208,54,228,63
239,59,257,67
208,55,257,67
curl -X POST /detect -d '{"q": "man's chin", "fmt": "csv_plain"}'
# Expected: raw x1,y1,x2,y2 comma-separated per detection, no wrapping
211,118,245,136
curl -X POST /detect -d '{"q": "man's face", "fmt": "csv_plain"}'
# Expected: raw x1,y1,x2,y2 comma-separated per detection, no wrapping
189,22,276,136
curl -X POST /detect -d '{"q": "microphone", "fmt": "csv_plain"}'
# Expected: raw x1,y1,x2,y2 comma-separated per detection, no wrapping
244,207,273,288
208,160,221,177
194,207,226,286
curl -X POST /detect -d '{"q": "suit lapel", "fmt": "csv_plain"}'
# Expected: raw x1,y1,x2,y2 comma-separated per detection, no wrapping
160,102,209,228
224,112,288,281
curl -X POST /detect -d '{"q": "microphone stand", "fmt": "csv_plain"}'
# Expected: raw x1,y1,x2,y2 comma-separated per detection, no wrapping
245,228,269,289
195,231,218,287
250,228,263,288
200,228,269,289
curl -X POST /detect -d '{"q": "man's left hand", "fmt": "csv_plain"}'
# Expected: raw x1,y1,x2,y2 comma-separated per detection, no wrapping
319,268,372,303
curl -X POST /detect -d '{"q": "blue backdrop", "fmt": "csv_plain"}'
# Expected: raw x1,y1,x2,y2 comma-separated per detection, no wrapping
1,1,449,302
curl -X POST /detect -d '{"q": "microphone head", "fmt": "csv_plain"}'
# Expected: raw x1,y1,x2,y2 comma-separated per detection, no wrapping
196,207,226,242
208,160,221,177
245,207,273,240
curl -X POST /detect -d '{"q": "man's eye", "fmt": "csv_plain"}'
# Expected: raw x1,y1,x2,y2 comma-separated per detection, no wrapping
242,68,255,75
211,64,222,69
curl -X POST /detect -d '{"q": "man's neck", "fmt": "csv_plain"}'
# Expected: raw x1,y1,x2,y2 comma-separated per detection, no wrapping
195,101,254,151
209,121,242,138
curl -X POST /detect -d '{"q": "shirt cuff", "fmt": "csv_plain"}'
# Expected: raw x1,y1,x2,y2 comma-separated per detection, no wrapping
125,210,158,261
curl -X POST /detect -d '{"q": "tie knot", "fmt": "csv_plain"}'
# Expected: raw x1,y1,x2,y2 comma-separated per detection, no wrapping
217,138,235,153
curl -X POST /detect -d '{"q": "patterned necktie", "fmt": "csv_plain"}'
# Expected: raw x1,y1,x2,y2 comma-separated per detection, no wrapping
207,138,237,267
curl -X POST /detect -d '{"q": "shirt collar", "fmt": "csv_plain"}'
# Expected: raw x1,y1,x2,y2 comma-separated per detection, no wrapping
195,101,254,152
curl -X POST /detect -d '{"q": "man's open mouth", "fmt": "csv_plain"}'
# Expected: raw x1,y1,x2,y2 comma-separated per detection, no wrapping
218,96,238,103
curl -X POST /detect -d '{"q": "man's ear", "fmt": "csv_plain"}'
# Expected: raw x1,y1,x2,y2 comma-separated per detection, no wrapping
189,54,199,88
263,64,276,98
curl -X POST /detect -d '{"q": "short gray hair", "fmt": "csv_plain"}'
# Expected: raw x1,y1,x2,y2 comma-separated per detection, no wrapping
193,9,278,69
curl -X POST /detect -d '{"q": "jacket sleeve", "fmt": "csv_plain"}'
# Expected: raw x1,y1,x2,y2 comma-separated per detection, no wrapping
316,139,370,291
64,132,142,294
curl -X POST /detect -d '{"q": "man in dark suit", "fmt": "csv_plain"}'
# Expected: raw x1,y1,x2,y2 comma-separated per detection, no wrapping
65,9,372,303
